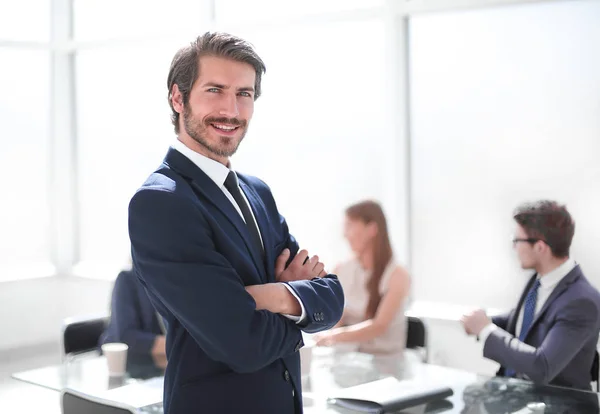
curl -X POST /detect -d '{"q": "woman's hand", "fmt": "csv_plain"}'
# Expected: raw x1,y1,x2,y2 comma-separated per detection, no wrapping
315,328,344,346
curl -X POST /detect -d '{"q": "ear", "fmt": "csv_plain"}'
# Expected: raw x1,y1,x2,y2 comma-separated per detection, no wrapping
171,84,184,114
534,240,547,254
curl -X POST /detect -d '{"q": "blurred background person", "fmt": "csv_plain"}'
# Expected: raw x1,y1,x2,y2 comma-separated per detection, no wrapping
99,262,167,358
315,200,411,356
461,200,600,390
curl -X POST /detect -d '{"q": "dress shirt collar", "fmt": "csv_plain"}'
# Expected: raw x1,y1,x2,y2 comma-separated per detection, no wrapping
172,139,232,188
537,257,576,289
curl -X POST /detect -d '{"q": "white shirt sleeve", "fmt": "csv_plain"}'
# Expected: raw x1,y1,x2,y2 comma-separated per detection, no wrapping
280,283,307,324
478,323,498,344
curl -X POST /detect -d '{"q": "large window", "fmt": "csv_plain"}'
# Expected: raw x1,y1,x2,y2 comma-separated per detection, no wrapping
222,20,391,265
409,0,600,308
4,0,599,288
73,0,207,41
0,0,50,42
74,19,392,271
215,0,382,22
0,49,52,279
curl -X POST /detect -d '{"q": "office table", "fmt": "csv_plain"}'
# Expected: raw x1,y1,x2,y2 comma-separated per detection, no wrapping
13,347,600,413
12,351,165,394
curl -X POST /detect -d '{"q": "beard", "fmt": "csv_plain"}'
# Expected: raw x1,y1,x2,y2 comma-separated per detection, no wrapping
182,104,248,158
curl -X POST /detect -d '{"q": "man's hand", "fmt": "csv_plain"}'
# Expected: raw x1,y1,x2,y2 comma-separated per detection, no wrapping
151,335,167,356
461,309,492,336
275,248,327,283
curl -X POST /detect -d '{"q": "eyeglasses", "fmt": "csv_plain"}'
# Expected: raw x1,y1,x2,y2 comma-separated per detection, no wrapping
512,237,550,247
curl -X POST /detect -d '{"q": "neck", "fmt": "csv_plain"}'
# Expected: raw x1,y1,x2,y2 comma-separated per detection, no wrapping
177,135,229,167
536,256,570,277
358,248,374,271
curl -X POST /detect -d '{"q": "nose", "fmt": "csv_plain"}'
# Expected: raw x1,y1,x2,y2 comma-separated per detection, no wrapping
219,93,239,118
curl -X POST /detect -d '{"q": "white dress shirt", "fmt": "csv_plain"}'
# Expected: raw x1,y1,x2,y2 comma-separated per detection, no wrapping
172,140,306,323
479,258,576,343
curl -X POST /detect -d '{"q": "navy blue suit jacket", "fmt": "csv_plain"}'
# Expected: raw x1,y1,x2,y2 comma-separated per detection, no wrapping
487,265,600,389
128,148,344,414
100,270,163,354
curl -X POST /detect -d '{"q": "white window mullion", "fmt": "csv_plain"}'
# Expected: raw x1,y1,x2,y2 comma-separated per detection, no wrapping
382,0,412,268
49,0,78,275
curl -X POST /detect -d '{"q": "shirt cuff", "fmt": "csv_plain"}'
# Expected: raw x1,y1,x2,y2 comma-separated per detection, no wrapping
281,283,307,324
478,323,498,344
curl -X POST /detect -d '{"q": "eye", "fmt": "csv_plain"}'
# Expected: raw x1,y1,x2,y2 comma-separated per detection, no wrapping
238,91,252,98
207,88,220,93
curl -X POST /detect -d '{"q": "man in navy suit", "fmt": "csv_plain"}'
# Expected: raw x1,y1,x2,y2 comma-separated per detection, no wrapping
128,32,345,413
462,200,600,389
100,268,166,357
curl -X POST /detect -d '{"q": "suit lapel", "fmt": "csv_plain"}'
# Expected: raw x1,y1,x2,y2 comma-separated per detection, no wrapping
239,179,274,283
163,149,266,278
524,265,581,341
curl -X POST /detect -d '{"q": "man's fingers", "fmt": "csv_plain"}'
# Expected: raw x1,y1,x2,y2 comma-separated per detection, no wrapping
275,248,290,275
293,249,309,267
313,262,325,276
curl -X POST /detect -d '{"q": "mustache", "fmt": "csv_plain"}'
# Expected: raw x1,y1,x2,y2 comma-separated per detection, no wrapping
205,117,247,127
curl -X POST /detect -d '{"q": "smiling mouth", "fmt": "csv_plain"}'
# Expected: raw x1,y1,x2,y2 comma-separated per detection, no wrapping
210,123,240,134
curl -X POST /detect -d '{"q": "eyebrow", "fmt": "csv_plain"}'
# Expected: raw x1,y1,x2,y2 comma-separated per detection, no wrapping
203,82,255,93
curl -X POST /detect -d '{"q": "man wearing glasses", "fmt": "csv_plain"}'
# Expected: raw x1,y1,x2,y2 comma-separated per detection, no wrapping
461,200,600,390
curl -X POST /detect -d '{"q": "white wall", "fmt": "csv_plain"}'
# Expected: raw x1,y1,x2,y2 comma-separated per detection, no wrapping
0,276,113,352
409,0,600,309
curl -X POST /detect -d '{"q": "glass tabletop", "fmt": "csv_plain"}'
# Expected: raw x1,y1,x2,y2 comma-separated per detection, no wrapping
11,351,166,394
303,347,600,413
12,346,600,413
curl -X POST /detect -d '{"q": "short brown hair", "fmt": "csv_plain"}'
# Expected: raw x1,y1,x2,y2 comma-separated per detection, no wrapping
513,200,575,258
166,32,266,134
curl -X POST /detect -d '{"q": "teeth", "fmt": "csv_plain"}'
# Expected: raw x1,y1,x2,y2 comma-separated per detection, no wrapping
212,124,237,131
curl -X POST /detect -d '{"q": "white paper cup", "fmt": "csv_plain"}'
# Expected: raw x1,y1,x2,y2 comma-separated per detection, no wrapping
101,343,128,376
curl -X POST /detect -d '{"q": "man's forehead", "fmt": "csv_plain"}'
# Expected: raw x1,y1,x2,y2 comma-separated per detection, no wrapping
198,56,255,78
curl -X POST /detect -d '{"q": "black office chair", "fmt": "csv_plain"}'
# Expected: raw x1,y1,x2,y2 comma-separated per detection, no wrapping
406,316,428,362
61,314,109,360
61,388,137,414
591,350,599,392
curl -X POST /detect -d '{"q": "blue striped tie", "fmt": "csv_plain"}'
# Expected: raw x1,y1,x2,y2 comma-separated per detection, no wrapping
505,279,541,378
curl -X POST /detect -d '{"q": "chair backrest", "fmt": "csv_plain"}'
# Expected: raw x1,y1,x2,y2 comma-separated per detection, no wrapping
591,350,599,391
61,388,137,414
406,316,428,362
62,314,109,358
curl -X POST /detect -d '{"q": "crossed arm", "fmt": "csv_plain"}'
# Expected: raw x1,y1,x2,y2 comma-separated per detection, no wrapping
129,188,343,373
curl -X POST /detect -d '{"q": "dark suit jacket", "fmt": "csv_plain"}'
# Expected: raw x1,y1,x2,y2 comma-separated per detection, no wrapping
486,265,600,389
99,270,163,354
128,148,345,414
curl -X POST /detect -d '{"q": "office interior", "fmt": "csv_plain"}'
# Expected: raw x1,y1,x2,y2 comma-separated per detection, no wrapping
1,0,600,412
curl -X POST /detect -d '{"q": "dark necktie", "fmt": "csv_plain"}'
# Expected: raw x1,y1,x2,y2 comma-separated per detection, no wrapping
223,171,264,256
505,279,541,377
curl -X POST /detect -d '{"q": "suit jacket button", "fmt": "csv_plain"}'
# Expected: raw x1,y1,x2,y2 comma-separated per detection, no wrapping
284,370,290,382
